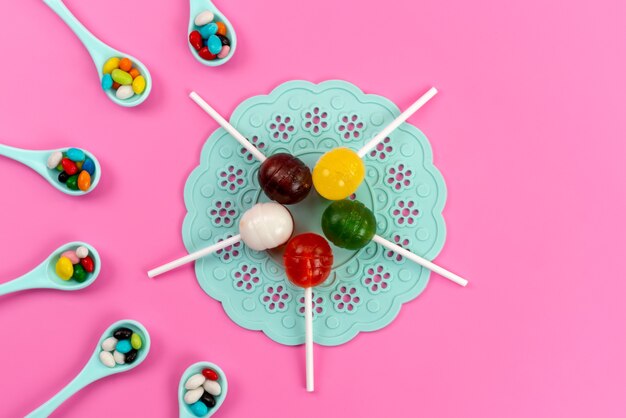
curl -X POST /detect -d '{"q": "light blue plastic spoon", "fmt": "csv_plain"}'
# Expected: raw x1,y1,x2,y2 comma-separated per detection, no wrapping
188,0,237,66
26,319,150,418
0,144,101,196
179,362,228,417
42,0,152,107
0,241,100,297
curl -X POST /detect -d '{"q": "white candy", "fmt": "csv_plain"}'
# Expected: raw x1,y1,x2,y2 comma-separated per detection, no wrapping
184,387,204,404
239,203,293,251
113,350,125,365
99,351,115,368
185,373,206,390
47,151,63,169
116,85,135,100
194,11,215,26
101,337,117,352
76,246,89,259
203,380,222,396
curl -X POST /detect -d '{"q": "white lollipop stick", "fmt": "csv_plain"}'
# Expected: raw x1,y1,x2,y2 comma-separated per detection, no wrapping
372,235,468,287
148,234,241,278
189,91,267,163
304,286,314,392
357,87,438,158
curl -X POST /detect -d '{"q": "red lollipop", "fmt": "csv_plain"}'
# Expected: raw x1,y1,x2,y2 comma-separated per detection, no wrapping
284,233,333,288
283,233,333,392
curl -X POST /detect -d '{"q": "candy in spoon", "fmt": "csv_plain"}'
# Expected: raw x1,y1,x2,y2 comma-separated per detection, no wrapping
188,0,237,65
179,362,228,417
43,0,151,107
148,202,293,277
0,241,100,297
0,144,100,196
26,320,149,417
321,199,468,286
190,92,312,204
312,87,438,200
283,233,334,392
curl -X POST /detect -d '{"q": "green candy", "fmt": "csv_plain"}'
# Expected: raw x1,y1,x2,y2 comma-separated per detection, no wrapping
111,69,132,85
131,333,142,349
72,264,88,282
321,199,377,250
66,174,79,190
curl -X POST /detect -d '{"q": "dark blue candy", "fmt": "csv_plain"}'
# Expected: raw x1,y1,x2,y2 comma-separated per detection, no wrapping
82,158,95,175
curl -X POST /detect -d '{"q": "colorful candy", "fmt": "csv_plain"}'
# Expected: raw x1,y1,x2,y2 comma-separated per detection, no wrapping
183,368,223,416
312,147,365,200
54,245,96,283
321,199,376,250
99,327,142,368
258,153,312,204
189,10,232,61
283,233,334,288
101,57,147,100
48,148,96,192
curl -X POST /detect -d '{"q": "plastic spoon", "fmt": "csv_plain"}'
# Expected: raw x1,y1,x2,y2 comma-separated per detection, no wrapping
42,0,152,107
0,241,100,296
0,144,101,196
188,0,237,66
26,319,150,418
179,362,228,417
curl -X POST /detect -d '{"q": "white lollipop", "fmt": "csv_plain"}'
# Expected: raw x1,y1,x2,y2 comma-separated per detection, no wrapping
148,202,293,277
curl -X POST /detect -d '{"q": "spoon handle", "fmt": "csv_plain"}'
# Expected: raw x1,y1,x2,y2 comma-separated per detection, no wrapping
42,0,109,62
26,368,95,417
0,144,48,177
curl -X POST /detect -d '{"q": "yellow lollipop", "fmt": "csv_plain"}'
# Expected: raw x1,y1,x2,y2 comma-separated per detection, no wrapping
312,147,365,200
313,87,438,200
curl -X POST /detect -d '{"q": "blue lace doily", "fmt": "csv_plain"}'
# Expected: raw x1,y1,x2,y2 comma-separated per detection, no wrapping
182,80,447,346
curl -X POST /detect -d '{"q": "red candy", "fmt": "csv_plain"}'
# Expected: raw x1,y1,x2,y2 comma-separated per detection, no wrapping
61,158,78,175
198,47,217,60
202,368,219,381
80,255,94,273
283,233,333,288
189,30,202,51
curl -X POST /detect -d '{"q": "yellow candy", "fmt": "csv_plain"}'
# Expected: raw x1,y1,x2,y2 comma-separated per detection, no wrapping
55,256,74,280
102,57,120,74
313,147,365,200
132,75,146,94
131,333,142,349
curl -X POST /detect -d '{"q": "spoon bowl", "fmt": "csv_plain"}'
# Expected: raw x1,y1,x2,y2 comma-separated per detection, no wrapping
43,0,152,107
0,144,101,196
179,362,228,417
26,320,150,417
188,0,237,66
0,241,101,296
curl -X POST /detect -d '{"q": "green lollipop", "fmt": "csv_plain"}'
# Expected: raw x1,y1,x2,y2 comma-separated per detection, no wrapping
321,199,468,286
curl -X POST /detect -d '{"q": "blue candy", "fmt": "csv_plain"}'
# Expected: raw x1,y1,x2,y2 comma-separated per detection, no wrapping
189,401,209,417
82,158,95,175
101,74,113,90
207,35,222,54
116,339,132,354
199,23,218,38
66,148,85,162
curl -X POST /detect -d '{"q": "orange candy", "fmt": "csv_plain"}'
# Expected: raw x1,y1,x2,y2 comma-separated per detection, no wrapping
119,58,132,72
78,170,91,192
112,82,121,89
129,68,140,79
216,22,227,36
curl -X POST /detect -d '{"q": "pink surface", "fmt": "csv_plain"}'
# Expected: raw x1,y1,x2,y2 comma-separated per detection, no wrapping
0,0,624,416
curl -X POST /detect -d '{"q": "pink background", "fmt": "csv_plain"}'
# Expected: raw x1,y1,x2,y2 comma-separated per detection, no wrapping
0,0,624,416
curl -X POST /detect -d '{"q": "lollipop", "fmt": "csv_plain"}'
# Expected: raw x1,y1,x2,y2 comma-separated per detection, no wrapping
190,92,312,205
148,203,293,277
322,200,468,286
283,233,334,392
313,87,438,200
